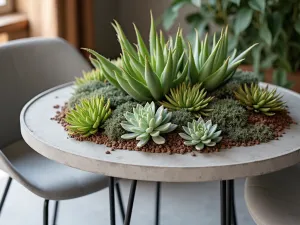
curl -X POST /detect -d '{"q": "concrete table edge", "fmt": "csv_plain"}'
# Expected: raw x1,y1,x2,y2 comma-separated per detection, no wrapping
20,82,300,182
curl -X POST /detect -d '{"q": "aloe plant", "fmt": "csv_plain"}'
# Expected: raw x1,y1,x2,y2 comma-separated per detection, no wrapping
65,97,111,137
188,28,257,91
160,82,214,117
83,12,188,101
121,102,177,147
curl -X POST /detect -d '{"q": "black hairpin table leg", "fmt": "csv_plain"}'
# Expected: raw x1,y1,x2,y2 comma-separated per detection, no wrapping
220,180,237,225
155,182,161,225
124,180,137,225
109,177,116,225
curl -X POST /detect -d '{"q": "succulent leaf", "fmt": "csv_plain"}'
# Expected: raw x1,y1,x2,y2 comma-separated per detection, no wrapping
179,118,222,151
234,83,285,116
120,102,178,147
75,69,106,86
160,83,214,117
65,97,112,137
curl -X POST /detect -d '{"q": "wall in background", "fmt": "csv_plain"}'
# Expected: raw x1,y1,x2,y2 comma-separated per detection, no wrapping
93,0,194,58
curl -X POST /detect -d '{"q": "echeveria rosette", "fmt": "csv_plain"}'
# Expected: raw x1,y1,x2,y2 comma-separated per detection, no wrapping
234,83,286,116
121,102,178,147
188,27,258,91
65,97,111,137
160,82,214,117
179,118,222,150
83,12,188,101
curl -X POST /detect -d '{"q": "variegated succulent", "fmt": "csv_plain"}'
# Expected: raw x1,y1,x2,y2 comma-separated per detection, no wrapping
179,118,222,150
75,69,106,86
188,28,257,91
234,83,285,116
83,12,187,101
160,82,214,117
121,102,177,147
65,97,111,137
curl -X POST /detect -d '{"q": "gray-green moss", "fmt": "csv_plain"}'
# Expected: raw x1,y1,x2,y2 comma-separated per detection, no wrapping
74,80,107,95
170,109,195,130
228,124,274,142
209,99,248,131
103,102,139,140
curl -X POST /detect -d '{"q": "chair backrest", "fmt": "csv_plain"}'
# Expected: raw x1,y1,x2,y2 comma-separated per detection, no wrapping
0,37,91,148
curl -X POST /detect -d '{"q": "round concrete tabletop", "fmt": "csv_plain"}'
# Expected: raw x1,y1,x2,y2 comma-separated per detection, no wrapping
20,82,300,182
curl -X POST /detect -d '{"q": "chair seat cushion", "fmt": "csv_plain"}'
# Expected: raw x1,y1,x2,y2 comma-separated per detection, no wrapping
245,164,300,225
2,140,109,200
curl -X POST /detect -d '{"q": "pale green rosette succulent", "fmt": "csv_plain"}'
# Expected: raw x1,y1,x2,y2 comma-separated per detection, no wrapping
121,102,178,147
179,118,222,150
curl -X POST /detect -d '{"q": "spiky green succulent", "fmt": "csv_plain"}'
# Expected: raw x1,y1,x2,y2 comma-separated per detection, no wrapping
84,13,187,101
179,118,222,150
188,28,257,91
121,102,177,147
65,97,111,137
160,82,214,117
234,83,285,116
111,57,122,68
75,69,106,86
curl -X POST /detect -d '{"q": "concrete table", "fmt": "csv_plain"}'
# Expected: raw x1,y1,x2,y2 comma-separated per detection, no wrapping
20,82,300,225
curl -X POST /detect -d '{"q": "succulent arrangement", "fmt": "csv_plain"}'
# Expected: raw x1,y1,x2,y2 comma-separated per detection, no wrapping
53,11,294,154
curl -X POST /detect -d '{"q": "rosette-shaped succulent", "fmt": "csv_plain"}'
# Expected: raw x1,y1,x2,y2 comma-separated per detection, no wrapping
188,28,257,91
75,69,106,86
84,13,188,101
179,118,222,150
121,102,178,147
234,83,285,116
65,97,111,137
160,83,214,117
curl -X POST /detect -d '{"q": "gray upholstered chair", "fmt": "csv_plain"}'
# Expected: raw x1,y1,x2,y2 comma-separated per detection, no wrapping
245,164,300,225
0,38,125,225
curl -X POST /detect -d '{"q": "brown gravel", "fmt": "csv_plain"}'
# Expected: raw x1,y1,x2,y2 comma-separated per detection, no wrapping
52,103,296,154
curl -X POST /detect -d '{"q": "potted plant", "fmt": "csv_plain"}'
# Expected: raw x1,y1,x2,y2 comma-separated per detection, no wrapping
53,12,294,154
162,0,300,92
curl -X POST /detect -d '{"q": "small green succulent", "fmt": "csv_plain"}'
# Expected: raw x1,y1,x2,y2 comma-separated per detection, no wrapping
160,82,214,117
179,118,222,150
111,57,122,68
75,69,106,86
65,97,111,137
188,28,257,91
121,102,178,147
84,12,187,101
234,83,285,116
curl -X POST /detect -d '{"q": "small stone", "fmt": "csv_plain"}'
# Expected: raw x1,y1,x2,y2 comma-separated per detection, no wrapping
105,150,111,154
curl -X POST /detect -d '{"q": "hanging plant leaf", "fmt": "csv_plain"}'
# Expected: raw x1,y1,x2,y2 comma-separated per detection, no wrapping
248,0,266,12
234,7,253,35
259,23,272,46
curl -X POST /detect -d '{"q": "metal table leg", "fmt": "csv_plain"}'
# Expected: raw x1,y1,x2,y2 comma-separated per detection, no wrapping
109,177,116,225
124,180,137,225
220,180,237,225
155,182,161,225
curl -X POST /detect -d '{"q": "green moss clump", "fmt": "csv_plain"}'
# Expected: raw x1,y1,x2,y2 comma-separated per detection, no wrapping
209,99,248,131
211,70,259,99
103,102,139,140
170,109,195,130
228,124,274,143
74,80,106,95
69,85,136,109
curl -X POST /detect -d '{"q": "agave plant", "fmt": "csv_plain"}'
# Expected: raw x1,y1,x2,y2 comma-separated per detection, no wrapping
75,69,106,86
188,28,258,91
65,97,111,137
234,83,285,116
179,118,222,150
121,102,177,147
160,82,214,117
83,12,188,101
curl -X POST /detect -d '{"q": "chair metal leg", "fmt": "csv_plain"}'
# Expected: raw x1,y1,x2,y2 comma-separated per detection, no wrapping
109,177,116,225
220,181,226,225
44,199,49,225
52,201,59,225
0,177,12,216
155,182,161,225
115,182,125,222
124,180,137,225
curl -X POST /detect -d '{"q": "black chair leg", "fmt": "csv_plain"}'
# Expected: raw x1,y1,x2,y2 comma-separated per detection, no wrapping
0,177,12,216
115,182,125,221
44,199,49,225
52,201,59,225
